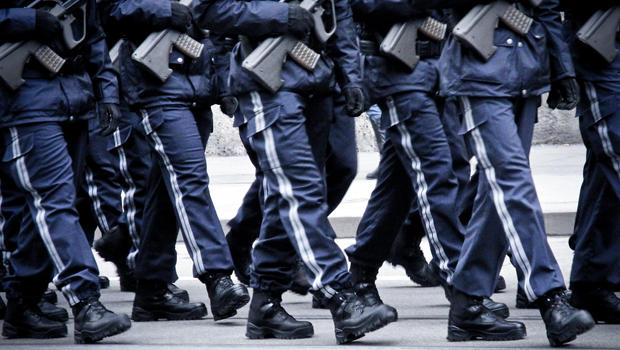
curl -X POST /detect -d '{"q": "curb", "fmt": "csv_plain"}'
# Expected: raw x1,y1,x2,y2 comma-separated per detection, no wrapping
197,211,577,242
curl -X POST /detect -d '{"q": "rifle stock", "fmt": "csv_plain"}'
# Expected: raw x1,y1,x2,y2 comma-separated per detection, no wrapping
380,17,447,70
131,0,204,82
241,0,336,93
577,6,620,63
453,0,540,61
0,0,87,90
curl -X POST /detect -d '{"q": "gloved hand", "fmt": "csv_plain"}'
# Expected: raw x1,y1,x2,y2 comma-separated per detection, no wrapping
287,4,314,39
170,2,193,32
344,87,365,117
547,78,579,110
35,10,62,43
219,96,239,117
98,103,120,136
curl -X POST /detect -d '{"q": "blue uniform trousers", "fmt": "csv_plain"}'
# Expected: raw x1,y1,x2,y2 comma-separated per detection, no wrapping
76,124,123,245
112,108,168,273
135,107,232,280
238,91,350,295
0,121,100,305
227,96,355,247
570,81,620,289
345,92,463,283
452,96,565,300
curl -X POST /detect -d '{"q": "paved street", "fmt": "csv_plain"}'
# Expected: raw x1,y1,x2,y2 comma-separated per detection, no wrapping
2,237,619,349
3,144,618,349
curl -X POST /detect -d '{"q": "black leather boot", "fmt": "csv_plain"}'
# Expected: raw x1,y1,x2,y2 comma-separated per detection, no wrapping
516,286,538,309
350,264,388,307
387,225,440,287
202,272,250,321
119,268,137,292
168,283,190,303
2,298,67,339
246,290,314,339
538,289,594,346
226,230,252,285
72,297,131,344
132,279,206,321
98,276,110,289
37,298,69,322
289,261,310,295
483,298,509,319
42,289,57,304
93,225,132,268
327,289,397,344
571,285,620,324
494,275,506,292
447,289,526,341
0,296,5,320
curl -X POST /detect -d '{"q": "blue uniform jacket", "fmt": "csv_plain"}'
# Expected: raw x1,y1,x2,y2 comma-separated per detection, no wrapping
0,0,119,128
437,0,575,98
193,0,362,97
101,0,216,110
351,0,440,106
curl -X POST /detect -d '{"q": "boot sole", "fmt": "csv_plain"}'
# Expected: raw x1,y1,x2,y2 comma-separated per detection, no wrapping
74,316,131,344
131,305,207,322
246,322,314,339
212,289,250,321
335,308,398,344
2,321,67,339
547,314,595,347
447,325,526,342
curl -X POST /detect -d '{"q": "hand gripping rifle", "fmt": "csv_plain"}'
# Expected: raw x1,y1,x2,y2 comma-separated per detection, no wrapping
131,0,204,82
241,0,337,93
0,0,87,90
452,0,542,61
380,16,448,70
577,6,620,64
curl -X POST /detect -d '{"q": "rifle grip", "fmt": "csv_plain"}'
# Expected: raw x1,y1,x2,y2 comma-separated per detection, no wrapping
132,31,178,82
0,42,39,90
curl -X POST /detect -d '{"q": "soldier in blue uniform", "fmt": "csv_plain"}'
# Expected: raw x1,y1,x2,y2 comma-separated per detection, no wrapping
225,95,359,290
343,0,495,327
0,1,132,342
194,0,397,343
100,0,250,322
434,0,595,345
562,0,620,324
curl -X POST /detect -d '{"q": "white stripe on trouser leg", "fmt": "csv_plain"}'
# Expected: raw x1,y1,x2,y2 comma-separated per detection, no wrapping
9,128,80,305
140,111,206,275
386,99,454,283
0,177,6,251
584,83,620,179
460,97,537,301
85,166,111,234
262,127,325,291
248,94,326,292
113,129,140,268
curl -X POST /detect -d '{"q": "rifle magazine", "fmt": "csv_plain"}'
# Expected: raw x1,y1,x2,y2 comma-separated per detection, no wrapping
500,5,533,36
289,41,320,71
174,34,204,59
34,45,65,74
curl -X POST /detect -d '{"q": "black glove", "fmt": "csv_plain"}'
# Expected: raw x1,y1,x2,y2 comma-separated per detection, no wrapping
170,2,193,32
98,103,120,136
344,87,365,117
287,4,314,39
547,78,579,110
219,96,238,117
35,10,62,43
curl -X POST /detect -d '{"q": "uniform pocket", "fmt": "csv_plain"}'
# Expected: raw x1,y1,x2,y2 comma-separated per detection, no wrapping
106,124,133,152
2,132,33,162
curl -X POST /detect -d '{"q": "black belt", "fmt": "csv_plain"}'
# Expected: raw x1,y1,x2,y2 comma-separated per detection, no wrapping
359,39,442,59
